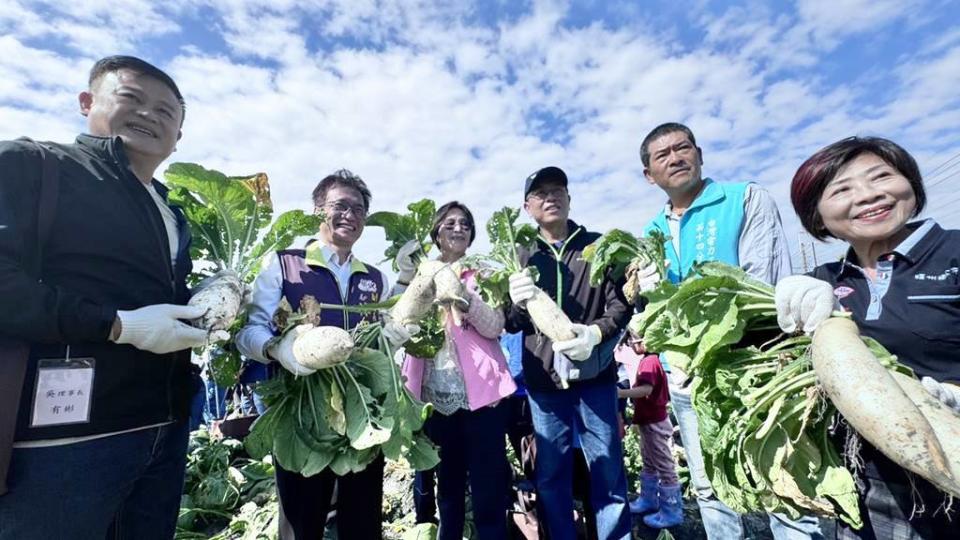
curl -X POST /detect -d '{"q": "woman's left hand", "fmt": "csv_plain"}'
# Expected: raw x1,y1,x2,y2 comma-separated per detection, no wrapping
921,376,960,415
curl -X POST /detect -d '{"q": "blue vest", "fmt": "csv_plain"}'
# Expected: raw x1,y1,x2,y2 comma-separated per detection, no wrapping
644,179,749,283
277,243,385,330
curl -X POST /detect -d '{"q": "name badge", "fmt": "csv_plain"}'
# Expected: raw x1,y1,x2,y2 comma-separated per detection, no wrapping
30,356,95,428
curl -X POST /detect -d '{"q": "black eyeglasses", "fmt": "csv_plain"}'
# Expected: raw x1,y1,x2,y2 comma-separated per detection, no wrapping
440,219,472,231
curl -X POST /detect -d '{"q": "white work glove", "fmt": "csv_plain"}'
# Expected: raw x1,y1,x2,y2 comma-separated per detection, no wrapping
775,275,836,334
552,324,602,362
921,377,960,415
382,317,421,348
633,260,668,294
508,270,536,305
395,239,420,284
114,304,210,354
267,324,317,377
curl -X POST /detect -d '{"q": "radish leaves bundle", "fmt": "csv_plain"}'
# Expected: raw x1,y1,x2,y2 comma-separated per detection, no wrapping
628,262,909,528
581,228,669,306
366,198,436,271
245,297,439,476
165,163,322,386
367,199,447,357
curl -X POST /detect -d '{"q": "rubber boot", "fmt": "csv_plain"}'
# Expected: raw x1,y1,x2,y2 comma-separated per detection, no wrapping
628,472,660,514
643,484,683,528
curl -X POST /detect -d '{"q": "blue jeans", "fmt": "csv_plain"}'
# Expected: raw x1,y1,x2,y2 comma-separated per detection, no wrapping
671,382,823,540
527,383,630,540
426,403,509,540
0,421,190,540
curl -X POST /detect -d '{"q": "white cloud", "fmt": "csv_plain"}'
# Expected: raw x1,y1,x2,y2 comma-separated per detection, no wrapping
1,0,959,269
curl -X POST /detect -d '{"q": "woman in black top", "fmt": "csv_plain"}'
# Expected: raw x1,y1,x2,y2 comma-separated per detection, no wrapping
774,136,960,539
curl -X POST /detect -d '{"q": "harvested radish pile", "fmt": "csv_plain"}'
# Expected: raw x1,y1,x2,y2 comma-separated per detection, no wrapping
245,296,439,476
166,163,322,386
629,262,921,528
581,228,669,307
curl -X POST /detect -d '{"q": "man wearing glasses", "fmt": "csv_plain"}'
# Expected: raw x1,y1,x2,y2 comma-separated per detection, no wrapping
236,170,389,540
505,166,633,540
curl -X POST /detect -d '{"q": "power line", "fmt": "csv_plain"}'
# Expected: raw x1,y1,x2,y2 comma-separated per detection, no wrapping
926,150,960,177
924,160,960,189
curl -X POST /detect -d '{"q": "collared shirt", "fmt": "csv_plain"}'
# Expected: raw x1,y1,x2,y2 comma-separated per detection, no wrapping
662,183,792,286
810,219,960,381
234,241,389,364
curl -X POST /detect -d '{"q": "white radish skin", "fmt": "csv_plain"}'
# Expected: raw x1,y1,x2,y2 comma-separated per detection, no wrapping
811,318,960,495
390,261,441,325
525,287,576,343
891,372,960,497
188,273,244,331
292,326,354,370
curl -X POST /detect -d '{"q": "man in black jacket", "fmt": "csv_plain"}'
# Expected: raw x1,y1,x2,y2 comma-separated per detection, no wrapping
505,166,632,540
0,56,210,539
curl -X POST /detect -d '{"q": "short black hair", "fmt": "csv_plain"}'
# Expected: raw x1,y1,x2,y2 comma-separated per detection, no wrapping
430,201,477,246
89,55,186,124
311,169,372,212
640,122,697,167
791,136,926,240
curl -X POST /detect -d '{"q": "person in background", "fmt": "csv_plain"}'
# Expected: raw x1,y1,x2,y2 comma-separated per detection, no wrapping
384,201,517,540
618,335,682,529
236,170,388,540
774,136,960,539
0,55,213,539
634,122,821,539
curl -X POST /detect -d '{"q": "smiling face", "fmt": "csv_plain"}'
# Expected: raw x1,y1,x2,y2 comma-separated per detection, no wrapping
80,68,183,164
435,207,473,260
643,130,704,196
317,184,366,250
816,152,917,246
524,180,570,227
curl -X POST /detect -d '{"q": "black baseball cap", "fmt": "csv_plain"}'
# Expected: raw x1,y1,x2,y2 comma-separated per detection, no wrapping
524,166,568,197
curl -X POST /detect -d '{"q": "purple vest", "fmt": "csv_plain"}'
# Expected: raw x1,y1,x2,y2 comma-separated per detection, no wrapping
278,249,385,330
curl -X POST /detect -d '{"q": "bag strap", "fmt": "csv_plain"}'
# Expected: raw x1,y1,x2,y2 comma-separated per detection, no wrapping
0,139,60,496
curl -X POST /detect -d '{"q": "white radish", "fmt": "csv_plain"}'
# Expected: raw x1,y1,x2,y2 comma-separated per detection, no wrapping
525,288,576,343
292,325,354,370
188,272,245,331
811,318,960,495
389,261,437,326
891,372,960,497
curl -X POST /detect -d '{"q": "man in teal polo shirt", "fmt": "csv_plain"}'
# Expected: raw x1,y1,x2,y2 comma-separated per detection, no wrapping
634,123,822,539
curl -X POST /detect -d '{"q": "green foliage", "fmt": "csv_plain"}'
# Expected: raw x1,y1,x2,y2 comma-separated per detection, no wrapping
628,262,909,528
165,163,321,282
366,199,437,271
176,429,278,539
165,163,323,387
581,228,668,286
246,315,439,477
403,308,445,359
466,207,539,308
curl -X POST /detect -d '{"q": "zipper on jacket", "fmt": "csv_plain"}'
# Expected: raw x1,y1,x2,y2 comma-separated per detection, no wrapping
539,227,582,307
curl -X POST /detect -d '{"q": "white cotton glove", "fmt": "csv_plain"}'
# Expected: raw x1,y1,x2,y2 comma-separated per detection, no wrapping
921,377,960,415
774,275,836,334
552,324,602,362
114,304,211,354
382,318,421,348
267,324,317,377
634,260,668,294
395,239,420,283
509,270,536,305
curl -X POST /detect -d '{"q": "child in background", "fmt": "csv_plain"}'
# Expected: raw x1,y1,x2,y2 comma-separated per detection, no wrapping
618,333,683,529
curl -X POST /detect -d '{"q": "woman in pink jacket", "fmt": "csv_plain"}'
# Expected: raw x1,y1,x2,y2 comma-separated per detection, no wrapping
386,201,517,540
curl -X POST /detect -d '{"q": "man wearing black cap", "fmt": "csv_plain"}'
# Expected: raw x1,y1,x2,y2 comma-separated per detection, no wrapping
505,166,632,540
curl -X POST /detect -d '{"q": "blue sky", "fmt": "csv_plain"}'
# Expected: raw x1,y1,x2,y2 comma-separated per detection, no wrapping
2,0,959,272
